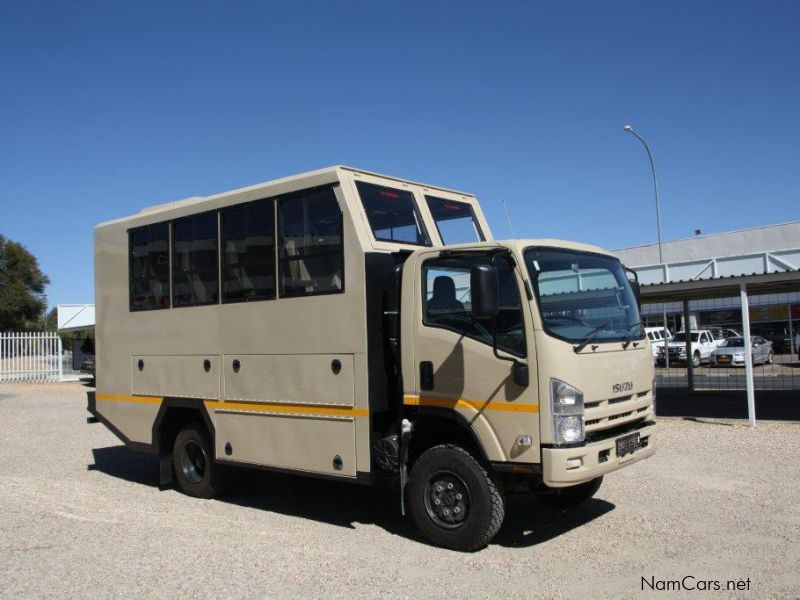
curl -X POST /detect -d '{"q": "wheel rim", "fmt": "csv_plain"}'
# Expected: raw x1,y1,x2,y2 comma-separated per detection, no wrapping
181,440,207,485
424,470,470,530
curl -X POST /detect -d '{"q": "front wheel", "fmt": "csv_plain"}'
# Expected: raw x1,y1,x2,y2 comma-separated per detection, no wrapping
534,476,603,507
692,352,701,368
766,351,774,365
408,445,505,551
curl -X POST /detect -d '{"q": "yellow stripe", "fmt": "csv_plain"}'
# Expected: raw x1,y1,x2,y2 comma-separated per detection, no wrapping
403,395,539,414
205,400,368,418
95,393,367,417
96,393,162,404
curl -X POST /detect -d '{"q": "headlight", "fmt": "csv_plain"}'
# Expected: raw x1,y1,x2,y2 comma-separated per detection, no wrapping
550,379,584,445
733,353,744,359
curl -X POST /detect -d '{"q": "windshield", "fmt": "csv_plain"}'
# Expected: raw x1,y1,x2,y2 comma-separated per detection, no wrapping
524,247,643,345
672,333,699,343
720,337,745,348
425,196,485,244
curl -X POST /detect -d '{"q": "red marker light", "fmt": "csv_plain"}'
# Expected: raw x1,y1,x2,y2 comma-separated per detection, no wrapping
443,203,461,211
379,191,400,198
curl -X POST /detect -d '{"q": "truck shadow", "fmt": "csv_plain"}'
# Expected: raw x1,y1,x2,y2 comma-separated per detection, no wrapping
90,445,614,550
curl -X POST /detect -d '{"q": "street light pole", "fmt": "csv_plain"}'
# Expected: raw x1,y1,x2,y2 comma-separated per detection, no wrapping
625,124,670,369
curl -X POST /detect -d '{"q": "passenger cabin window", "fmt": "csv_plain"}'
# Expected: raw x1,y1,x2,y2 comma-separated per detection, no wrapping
355,181,430,246
422,256,526,357
279,186,344,297
425,196,484,245
221,199,275,302
129,223,170,310
172,212,219,306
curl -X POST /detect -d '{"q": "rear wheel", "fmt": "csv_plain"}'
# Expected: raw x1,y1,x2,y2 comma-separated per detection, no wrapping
408,445,505,551
172,424,226,499
534,477,603,508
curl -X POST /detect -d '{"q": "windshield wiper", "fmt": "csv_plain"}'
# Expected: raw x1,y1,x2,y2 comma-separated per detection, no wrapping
621,321,644,349
573,321,610,353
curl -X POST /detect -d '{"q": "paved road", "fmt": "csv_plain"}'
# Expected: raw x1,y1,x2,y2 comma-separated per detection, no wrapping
1,383,799,598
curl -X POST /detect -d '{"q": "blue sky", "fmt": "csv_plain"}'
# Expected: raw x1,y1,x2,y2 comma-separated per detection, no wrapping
1,1,798,307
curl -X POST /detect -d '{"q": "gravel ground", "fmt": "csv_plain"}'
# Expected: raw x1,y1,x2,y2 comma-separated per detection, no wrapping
1,382,798,599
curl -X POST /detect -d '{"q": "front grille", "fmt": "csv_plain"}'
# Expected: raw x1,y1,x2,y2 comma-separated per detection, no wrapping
583,390,654,434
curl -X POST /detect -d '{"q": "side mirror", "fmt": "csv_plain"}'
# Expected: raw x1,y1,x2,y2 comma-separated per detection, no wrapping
624,267,641,310
470,264,499,319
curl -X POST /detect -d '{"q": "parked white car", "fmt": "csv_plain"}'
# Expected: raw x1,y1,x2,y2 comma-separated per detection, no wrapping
656,329,722,367
645,326,672,360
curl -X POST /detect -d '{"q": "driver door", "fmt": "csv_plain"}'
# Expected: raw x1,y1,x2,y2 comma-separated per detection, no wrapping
409,250,541,463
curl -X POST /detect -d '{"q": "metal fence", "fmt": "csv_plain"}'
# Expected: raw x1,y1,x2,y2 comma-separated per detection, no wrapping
643,293,800,392
0,332,82,383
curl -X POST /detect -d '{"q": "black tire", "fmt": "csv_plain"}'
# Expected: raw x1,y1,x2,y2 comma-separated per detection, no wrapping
172,423,226,499
534,476,603,508
408,445,505,551
692,352,701,368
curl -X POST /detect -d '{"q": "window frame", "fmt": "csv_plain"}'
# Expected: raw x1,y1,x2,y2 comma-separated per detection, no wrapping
219,197,278,305
128,222,172,312
424,195,485,245
355,180,432,247
277,184,346,299
420,254,527,358
169,209,221,309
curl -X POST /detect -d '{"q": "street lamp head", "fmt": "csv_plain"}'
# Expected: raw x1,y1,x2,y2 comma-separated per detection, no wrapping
624,124,633,132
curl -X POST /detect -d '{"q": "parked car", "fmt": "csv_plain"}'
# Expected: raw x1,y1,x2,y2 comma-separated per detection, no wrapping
712,336,774,366
645,326,672,360
656,329,722,367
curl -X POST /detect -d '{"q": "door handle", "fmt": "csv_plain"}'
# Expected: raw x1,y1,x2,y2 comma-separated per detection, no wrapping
420,361,434,391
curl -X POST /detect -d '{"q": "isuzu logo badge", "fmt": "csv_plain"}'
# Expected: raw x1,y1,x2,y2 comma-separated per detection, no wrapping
613,381,633,393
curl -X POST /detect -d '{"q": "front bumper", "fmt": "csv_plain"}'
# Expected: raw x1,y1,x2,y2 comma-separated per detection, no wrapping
542,421,656,487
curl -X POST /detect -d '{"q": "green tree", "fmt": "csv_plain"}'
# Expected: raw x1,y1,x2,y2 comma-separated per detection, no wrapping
0,234,50,331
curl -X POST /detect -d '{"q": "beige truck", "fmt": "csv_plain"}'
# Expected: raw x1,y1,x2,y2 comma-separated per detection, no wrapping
89,166,655,550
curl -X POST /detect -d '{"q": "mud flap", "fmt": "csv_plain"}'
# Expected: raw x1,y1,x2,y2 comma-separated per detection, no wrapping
159,453,174,489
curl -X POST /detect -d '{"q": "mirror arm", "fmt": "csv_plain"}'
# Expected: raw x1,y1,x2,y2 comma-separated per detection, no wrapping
491,316,515,364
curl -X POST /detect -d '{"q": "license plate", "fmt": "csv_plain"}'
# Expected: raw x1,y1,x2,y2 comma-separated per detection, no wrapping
718,356,731,363
616,432,641,457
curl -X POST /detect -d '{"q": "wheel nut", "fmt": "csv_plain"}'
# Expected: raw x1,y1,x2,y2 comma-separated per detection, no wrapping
434,498,441,506
455,493,462,500
442,508,450,515
454,507,460,514
436,485,443,493
447,482,454,490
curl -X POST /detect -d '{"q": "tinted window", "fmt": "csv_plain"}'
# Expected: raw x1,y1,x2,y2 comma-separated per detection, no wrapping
279,186,343,297
423,256,525,356
355,181,430,245
172,212,219,306
221,199,275,303
425,196,484,244
129,223,170,310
